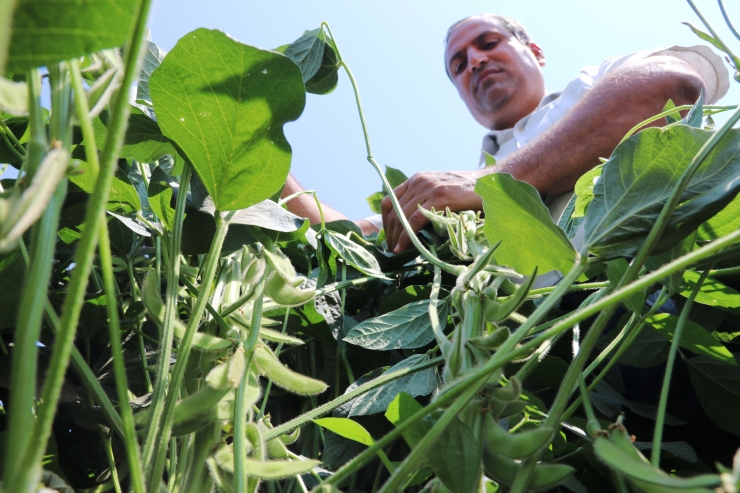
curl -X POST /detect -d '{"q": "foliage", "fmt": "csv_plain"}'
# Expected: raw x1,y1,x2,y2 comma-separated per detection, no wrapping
1,2,740,493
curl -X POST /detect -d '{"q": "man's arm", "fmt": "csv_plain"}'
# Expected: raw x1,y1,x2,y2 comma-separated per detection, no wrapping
382,56,705,253
281,174,379,235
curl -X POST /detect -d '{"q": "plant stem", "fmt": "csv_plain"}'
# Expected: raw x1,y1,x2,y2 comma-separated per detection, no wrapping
236,271,266,493
264,356,443,440
146,210,234,487
687,0,740,67
651,268,709,466
71,56,146,493
141,165,191,472
718,0,740,42
4,68,65,484
321,22,460,276
7,0,154,489
619,104,735,143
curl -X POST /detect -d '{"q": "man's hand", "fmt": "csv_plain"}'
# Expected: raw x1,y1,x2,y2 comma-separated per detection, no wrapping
381,170,484,253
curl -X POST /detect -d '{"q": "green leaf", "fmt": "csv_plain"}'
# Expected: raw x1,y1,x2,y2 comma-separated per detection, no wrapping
69,165,141,214
584,126,740,259
646,313,735,364
385,392,430,448
663,99,681,125
313,418,374,446
147,166,176,229
385,165,408,189
688,356,740,437
0,77,27,116
572,165,602,218
344,299,447,350
697,194,740,242
341,354,436,416
483,151,496,167
305,41,340,95
136,39,167,106
93,107,176,164
322,230,386,278
605,258,645,312
427,415,482,493
150,28,305,211
678,271,740,309
284,28,325,82
617,326,669,368
366,191,385,214
7,0,137,73
475,173,577,276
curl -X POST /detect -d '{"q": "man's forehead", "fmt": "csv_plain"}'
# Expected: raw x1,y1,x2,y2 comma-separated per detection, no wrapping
445,17,511,57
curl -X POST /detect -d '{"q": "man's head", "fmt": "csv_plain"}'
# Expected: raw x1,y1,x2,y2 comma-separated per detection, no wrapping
444,14,546,130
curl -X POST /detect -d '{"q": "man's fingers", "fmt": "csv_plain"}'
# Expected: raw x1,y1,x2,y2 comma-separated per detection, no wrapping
393,208,431,253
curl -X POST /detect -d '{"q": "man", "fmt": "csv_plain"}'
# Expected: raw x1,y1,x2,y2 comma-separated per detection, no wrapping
282,14,729,251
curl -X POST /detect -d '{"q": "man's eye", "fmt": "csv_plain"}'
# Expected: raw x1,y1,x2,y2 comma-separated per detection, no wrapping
483,41,498,50
454,61,466,74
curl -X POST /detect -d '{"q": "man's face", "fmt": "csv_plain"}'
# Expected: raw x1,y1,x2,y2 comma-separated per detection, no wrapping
445,17,546,130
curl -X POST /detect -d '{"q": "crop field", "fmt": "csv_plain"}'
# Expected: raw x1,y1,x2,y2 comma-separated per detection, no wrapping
1,0,740,492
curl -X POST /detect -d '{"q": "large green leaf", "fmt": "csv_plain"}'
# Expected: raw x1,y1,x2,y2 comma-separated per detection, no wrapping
69,165,141,214
687,356,740,437
426,414,482,493
150,28,305,211
385,392,430,448
475,173,577,276
646,313,735,364
344,299,448,350
304,40,339,95
7,0,137,73
697,194,740,242
94,107,176,163
284,28,325,82
584,126,740,259
678,271,740,309
340,354,436,417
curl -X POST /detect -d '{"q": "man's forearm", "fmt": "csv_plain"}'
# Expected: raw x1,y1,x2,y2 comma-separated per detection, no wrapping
489,56,705,196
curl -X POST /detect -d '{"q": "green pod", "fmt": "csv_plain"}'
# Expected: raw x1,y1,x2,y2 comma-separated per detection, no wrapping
278,427,300,445
173,385,231,425
468,327,510,350
609,426,646,463
490,398,527,420
483,413,553,459
245,422,265,460
586,419,602,438
483,451,574,490
171,417,209,437
485,267,537,322
180,264,199,277
490,376,522,402
594,437,721,489
265,438,289,459
264,271,316,307
628,478,714,493
206,348,246,389
253,345,328,395
258,327,304,345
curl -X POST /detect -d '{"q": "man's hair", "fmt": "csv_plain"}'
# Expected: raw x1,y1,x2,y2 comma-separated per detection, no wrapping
444,14,532,79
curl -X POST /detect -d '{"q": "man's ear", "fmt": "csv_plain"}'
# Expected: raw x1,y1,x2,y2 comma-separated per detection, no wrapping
529,42,546,67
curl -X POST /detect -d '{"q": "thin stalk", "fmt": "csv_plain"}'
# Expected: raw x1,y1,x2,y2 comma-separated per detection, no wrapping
100,428,123,493
72,56,146,493
146,210,234,487
265,356,444,440
167,437,178,492
718,0,740,42
687,0,740,67
527,281,609,298
8,0,154,490
141,165,191,471
236,271,267,493
619,104,736,144
279,189,326,230
98,223,147,493
0,119,26,160
651,269,709,466
322,22,460,276
3,67,59,482
23,69,45,180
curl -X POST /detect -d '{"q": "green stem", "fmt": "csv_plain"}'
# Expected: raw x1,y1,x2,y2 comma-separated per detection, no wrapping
236,270,266,493
619,104,736,144
3,66,58,483
23,69,45,180
718,0,740,42
265,356,443,440
71,57,146,493
526,281,609,298
141,165,191,472
322,22,460,276
687,0,740,68
8,0,154,490
651,269,709,466
0,119,25,160
146,210,234,487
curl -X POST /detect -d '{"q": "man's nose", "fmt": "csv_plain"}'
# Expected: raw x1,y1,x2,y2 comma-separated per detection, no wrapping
468,48,487,71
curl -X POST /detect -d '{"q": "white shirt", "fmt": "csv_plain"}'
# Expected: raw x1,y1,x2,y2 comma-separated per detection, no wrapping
480,44,730,223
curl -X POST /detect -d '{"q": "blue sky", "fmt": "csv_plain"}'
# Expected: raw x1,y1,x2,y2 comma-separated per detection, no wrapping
5,0,740,220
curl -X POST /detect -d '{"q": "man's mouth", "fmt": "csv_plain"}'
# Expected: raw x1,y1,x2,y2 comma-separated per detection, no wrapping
473,69,503,93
